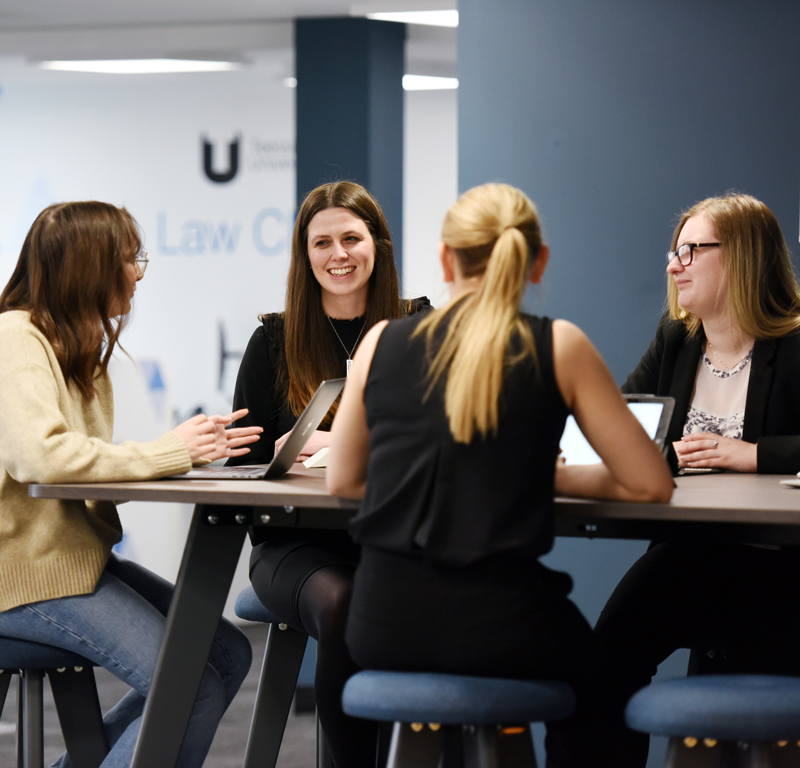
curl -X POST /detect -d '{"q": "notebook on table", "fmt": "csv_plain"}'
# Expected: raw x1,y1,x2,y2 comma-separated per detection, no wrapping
169,378,346,480
779,475,800,489
559,394,675,465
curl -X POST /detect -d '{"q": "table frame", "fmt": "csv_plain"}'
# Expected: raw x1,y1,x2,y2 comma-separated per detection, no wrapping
29,469,800,767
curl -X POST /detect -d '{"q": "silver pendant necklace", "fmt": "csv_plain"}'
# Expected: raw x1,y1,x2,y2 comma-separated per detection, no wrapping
327,316,366,377
706,341,752,371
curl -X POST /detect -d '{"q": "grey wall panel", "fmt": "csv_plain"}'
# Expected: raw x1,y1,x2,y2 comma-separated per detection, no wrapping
296,18,405,277
459,0,800,380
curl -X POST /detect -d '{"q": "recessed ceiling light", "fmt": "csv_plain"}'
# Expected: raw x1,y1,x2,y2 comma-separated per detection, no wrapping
39,60,240,75
366,10,458,27
402,75,458,91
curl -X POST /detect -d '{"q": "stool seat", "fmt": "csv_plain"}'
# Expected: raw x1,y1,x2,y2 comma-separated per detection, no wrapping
234,585,283,624
0,635,108,768
626,674,800,742
0,636,95,670
343,670,576,724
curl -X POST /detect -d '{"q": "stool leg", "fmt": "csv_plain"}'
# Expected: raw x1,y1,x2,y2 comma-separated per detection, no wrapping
377,722,393,768
242,624,308,768
496,727,536,768
47,667,109,768
463,725,537,768
0,670,12,715
740,742,785,768
386,722,444,768
463,725,500,768
16,673,23,768
21,669,44,768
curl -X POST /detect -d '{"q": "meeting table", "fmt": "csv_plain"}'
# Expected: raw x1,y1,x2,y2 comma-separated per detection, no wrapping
28,468,800,768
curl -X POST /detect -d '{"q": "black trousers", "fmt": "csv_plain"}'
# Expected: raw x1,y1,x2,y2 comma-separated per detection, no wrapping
589,541,800,767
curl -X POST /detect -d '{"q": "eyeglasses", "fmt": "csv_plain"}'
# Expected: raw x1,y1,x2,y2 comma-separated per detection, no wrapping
134,249,149,277
666,242,721,267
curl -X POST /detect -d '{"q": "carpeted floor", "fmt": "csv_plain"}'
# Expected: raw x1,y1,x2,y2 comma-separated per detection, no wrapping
0,623,317,767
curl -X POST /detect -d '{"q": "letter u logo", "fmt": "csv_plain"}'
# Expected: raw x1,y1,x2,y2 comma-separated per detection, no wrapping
202,135,240,183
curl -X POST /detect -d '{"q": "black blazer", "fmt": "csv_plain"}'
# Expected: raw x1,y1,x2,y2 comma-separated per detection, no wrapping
622,318,800,474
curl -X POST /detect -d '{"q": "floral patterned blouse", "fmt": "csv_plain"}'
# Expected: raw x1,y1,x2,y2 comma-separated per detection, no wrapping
683,346,753,439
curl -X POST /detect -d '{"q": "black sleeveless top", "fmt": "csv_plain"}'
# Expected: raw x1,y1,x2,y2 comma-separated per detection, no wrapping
349,311,569,567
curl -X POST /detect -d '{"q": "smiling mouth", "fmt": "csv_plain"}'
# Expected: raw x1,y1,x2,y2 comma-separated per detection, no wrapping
329,267,355,277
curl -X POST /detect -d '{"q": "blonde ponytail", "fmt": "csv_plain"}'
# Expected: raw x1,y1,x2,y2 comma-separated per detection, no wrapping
416,184,542,443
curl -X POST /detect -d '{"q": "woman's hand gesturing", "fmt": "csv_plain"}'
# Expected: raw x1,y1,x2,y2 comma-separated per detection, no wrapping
173,409,262,462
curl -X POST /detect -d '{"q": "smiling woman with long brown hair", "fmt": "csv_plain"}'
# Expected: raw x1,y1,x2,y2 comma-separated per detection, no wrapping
0,200,260,768
227,181,429,768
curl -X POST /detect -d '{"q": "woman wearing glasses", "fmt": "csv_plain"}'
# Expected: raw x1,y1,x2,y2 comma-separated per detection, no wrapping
0,201,260,768
227,181,429,768
624,193,800,474
590,193,800,766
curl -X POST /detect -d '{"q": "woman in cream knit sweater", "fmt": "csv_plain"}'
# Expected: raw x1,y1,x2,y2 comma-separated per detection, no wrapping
0,201,260,767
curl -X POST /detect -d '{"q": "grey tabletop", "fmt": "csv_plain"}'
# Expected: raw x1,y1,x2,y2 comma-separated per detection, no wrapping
29,468,800,523
28,464,358,508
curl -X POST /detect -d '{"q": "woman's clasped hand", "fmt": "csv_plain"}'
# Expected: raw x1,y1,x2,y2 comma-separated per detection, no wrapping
673,432,757,472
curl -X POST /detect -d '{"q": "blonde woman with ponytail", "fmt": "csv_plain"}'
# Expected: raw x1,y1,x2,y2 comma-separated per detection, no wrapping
328,183,671,767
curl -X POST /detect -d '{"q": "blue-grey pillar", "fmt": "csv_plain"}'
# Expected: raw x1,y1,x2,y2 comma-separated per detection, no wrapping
295,17,405,280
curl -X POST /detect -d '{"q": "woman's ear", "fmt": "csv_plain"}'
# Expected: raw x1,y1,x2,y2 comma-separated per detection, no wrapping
529,244,550,284
439,242,456,283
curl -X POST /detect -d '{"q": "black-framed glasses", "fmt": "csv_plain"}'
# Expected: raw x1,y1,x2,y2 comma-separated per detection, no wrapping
134,248,149,277
666,242,721,267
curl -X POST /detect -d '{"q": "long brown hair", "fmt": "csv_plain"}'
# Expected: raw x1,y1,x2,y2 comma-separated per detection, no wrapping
283,181,404,416
0,201,140,401
667,193,800,338
415,183,542,443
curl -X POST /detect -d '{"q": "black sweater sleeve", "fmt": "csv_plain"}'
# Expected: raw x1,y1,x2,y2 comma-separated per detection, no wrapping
226,323,283,466
228,299,432,467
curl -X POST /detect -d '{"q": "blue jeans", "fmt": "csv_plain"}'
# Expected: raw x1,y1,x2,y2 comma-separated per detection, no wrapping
0,554,252,768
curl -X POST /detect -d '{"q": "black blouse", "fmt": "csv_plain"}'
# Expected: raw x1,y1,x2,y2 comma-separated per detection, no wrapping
227,297,432,467
350,311,569,566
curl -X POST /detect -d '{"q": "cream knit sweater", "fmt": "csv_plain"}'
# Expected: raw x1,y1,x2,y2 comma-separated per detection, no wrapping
0,310,192,611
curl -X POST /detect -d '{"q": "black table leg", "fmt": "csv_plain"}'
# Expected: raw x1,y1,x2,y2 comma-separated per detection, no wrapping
131,504,247,768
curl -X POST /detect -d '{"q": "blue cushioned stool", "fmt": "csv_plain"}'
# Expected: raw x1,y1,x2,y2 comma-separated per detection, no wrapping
626,675,800,767
0,636,109,768
234,585,332,768
342,670,576,768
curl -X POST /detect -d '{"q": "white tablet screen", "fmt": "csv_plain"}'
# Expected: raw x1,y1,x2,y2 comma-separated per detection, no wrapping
559,401,664,466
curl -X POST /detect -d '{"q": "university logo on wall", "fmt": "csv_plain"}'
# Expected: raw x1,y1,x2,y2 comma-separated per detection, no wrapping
200,133,295,184
202,134,241,183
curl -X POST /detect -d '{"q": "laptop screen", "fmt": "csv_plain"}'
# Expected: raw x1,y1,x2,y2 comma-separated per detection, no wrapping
559,397,673,466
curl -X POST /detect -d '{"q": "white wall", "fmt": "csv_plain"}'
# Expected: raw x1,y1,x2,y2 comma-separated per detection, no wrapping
403,87,456,307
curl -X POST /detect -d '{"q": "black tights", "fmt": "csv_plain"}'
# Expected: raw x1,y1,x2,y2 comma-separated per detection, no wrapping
296,565,378,768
